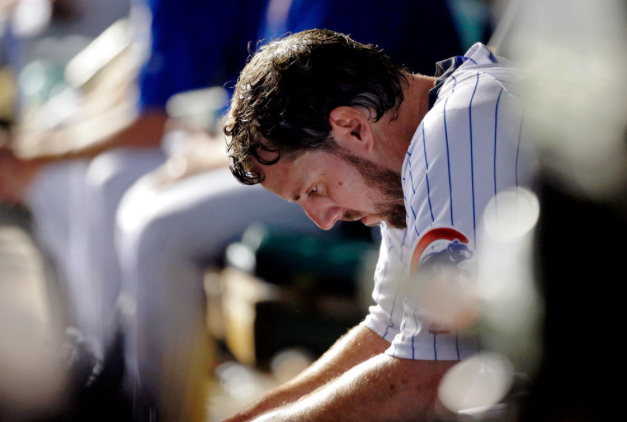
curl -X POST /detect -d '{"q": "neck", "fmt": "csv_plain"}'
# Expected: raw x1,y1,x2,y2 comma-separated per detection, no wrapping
375,73,437,172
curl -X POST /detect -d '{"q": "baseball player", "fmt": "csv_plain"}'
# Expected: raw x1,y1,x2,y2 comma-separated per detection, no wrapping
222,30,535,421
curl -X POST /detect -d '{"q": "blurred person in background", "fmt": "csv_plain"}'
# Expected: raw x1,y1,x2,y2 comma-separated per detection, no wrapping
221,27,534,422
0,1,133,421
1,0,270,420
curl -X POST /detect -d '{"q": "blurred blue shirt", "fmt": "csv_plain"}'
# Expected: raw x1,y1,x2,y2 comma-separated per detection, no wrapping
138,0,266,111
138,0,465,112
258,0,463,76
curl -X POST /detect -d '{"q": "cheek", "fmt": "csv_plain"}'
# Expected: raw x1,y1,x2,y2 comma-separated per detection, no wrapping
333,180,374,210
329,165,372,209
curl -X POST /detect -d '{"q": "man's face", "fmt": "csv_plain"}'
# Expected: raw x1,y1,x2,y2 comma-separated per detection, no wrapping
259,149,406,230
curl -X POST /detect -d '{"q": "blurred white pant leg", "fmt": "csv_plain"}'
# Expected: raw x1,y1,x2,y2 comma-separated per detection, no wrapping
23,148,166,360
81,147,166,354
25,160,91,335
116,167,317,420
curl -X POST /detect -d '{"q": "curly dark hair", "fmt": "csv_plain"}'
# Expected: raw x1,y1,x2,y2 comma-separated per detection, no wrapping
224,29,409,185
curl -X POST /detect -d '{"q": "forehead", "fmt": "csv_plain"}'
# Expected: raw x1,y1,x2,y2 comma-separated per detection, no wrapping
258,153,310,201
258,150,339,201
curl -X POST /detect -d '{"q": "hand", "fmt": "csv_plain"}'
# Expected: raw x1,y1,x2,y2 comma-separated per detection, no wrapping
157,130,229,187
0,147,44,205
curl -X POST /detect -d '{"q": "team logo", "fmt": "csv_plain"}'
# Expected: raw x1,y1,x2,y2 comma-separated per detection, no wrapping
410,228,472,277
410,228,475,333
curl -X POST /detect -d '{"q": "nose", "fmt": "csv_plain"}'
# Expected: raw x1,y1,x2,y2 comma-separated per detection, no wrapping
301,201,341,230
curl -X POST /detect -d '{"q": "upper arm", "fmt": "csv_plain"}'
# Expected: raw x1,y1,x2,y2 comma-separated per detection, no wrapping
360,227,408,343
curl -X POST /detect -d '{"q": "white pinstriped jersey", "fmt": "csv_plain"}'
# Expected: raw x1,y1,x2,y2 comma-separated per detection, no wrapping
360,43,536,360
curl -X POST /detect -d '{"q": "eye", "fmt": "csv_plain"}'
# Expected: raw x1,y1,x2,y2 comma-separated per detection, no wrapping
308,185,318,195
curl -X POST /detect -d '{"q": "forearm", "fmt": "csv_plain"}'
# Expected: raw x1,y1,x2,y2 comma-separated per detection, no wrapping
224,326,389,422
256,355,456,422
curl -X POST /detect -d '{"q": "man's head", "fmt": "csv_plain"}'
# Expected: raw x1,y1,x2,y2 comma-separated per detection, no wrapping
224,29,410,229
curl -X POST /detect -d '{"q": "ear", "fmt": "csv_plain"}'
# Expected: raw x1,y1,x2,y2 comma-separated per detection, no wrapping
329,106,374,153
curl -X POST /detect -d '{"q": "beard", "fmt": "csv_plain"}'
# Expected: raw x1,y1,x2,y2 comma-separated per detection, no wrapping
336,150,407,230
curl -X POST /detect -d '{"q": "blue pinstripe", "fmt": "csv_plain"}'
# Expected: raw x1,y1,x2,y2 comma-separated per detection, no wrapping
408,166,416,194
433,333,438,360
373,245,393,307
383,263,406,339
455,332,460,360
516,114,524,187
494,89,504,215
469,74,480,246
443,97,455,225
394,310,411,358
399,230,407,261
411,309,420,360
382,284,398,340
482,44,498,63
421,124,435,223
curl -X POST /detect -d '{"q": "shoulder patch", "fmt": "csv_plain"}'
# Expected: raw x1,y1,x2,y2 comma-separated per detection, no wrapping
411,228,470,275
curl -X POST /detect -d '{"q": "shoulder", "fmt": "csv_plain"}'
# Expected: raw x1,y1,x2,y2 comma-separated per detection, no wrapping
433,44,523,109
425,71,523,147
436,70,515,111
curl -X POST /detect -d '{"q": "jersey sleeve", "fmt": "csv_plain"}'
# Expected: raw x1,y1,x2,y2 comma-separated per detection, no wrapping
380,69,533,361
359,225,408,343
